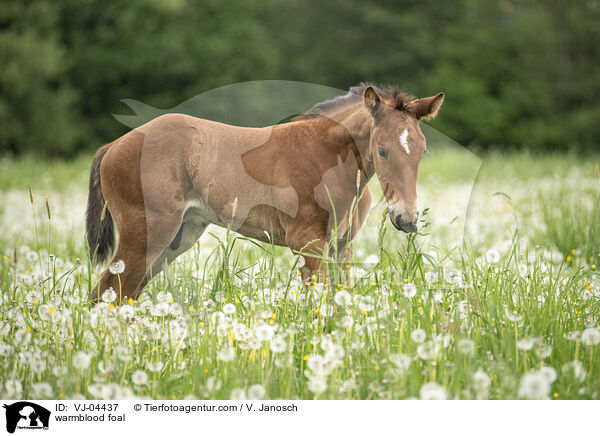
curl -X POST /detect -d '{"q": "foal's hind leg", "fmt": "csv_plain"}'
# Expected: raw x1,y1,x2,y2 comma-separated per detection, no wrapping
92,207,185,302
141,217,208,287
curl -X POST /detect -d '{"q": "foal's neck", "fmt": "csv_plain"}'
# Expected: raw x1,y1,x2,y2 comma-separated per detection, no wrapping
315,103,375,184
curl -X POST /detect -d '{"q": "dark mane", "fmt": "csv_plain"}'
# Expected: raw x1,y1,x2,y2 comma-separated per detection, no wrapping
294,82,414,120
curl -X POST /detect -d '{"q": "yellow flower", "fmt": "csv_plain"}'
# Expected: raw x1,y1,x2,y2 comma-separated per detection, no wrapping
128,298,134,305
26,326,32,332
566,256,572,262
48,305,54,314
592,265,596,270
374,364,380,371
109,303,114,309
188,305,195,311
571,249,576,255
553,392,559,398
199,322,205,328
418,307,423,312
303,354,310,361
33,301,38,305
249,354,256,360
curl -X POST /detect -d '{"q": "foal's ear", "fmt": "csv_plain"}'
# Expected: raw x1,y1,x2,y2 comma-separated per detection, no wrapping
363,86,381,114
406,92,445,120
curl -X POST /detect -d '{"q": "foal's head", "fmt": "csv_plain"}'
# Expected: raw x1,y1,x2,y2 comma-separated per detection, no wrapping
363,86,444,233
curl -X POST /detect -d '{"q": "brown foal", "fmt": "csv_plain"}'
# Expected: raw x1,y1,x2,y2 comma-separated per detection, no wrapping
86,83,444,302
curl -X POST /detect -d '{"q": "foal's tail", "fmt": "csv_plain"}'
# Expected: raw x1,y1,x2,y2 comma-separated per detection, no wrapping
86,143,115,266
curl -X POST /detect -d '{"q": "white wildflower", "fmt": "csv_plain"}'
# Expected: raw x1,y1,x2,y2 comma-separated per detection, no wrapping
485,249,500,265
403,283,417,298
334,290,352,306
247,384,266,399
73,351,92,370
131,370,148,386
518,370,551,399
410,328,427,343
216,347,235,362
420,382,447,400
109,260,125,275
581,327,600,346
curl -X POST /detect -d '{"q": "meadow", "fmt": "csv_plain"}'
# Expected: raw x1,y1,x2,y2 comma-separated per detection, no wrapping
0,147,598,400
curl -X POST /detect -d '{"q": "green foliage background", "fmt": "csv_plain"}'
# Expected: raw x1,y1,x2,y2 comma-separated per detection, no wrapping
1,0,599,156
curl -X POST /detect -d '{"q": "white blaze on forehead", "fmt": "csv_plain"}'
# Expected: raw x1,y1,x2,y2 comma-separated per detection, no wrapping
399,128,410,154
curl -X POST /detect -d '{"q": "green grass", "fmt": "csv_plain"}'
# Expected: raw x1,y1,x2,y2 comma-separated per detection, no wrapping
0,150,599,400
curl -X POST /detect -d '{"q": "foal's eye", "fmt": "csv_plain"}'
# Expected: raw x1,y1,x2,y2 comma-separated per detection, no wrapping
377,146,388,160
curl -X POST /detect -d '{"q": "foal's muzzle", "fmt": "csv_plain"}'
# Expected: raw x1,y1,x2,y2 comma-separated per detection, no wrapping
389,210,419,233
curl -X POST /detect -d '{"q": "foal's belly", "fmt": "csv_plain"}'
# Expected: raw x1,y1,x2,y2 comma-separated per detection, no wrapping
230,204,288,246
184,201,287,246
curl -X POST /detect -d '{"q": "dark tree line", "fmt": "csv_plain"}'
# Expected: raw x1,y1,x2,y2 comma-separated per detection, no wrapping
1,0,598,156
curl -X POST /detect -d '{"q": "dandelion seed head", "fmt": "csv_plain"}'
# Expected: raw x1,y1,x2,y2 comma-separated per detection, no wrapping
109,260,125,275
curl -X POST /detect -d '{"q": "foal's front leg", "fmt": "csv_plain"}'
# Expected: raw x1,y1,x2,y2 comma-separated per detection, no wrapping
285,225,329,283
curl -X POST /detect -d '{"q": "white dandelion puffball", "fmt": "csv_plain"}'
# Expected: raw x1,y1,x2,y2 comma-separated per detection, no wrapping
539,366,557,384
403,283,417,298
425,271,438,284
505,309,524,323
255,324,275,342
295,255,305,268
119,305,135,320
516,337,535,351
445,268,462,285
230,388,246,400
389,354,412,373
581,327,600,346
410,328,427,343
223,303,236,315
535,344,553,359
334,290,352,306
562,360,586,382
109,259,125,275
358,295,374,312
471,369,491,393
485,249,500,265
146,361,164,373
216,347,235,362
457,338,475,355
73,351,92,370
131,370,148,386
101,288,117,303
417,341,438,360
518,370,551,400
270,336,287,353
307,377,328,394
5,379,23,399
420,382,447,400
247,384,266,400
206,376,222,391
156,291,173,304
32,382,53,398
